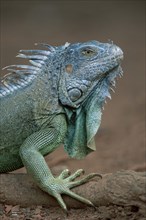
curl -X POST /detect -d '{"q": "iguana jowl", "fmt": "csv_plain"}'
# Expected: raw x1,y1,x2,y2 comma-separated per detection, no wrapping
0,41,123,210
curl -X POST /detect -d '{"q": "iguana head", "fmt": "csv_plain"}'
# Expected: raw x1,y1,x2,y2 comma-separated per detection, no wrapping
58,41,123,159
59,41,123,108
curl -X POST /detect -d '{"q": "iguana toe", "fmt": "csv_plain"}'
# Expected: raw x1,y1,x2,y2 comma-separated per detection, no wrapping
65,169,84,181
68,172,102,188
58,169,71,179
53,193,68,211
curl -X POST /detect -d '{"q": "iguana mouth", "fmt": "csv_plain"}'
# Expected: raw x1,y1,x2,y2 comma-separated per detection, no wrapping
106,64,123,82
80,64,123,107
103,64,122,79
86,65,122,101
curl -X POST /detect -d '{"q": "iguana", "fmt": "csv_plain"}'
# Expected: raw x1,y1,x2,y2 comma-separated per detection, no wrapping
0,40,123,210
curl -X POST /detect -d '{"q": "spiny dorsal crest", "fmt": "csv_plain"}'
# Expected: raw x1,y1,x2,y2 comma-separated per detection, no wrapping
0,43,57,98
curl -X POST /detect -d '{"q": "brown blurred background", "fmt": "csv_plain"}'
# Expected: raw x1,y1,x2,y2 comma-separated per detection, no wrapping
0,1,145,173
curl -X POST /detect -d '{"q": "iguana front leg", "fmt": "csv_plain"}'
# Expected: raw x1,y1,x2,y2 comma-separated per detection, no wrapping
19,114,100,211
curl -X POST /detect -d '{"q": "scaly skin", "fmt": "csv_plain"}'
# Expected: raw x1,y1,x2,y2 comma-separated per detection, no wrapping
0,41,123,210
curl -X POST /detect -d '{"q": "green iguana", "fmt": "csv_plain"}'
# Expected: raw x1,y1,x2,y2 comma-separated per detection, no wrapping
0,41,123,210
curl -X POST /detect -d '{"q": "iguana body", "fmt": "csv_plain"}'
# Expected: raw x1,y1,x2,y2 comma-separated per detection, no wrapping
0,41,123,210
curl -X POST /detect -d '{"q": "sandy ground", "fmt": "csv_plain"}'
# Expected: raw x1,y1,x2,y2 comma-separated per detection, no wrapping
0,1,145,219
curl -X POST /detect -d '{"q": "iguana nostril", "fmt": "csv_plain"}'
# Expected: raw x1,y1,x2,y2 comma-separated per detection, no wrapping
68,88,82,102
65,64,73,74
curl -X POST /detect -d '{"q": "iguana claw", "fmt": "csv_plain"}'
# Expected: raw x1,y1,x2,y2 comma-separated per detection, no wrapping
43,169,102,211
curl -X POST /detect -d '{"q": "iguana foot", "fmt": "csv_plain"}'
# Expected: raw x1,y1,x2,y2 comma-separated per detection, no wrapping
40,169,102,211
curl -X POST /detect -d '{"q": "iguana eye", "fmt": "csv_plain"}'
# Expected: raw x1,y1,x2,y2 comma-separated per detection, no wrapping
81,48,96,57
